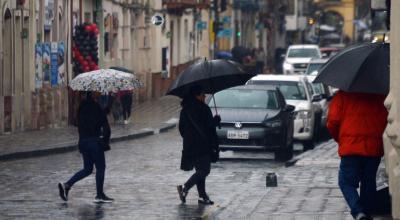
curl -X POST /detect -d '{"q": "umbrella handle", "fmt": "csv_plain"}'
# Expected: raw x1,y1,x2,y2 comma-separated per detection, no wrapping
212,94,221,129
212,94,218,115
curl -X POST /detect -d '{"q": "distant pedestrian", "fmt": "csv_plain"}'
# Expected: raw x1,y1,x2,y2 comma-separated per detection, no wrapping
119,90,133,124
255,47,266,74
58,92,113,203
111,93,123,124
327,91,388,220
177,86,220,205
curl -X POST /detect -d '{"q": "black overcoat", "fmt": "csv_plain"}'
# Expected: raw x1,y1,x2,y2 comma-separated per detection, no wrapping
179,98,219,159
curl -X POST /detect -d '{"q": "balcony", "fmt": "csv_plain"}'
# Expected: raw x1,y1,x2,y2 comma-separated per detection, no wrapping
163,0,210,10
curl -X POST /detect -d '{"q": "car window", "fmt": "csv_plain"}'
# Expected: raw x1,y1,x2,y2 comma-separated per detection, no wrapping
208,89,279,109
249,81,307,100
312,83,324,95
287,48,320,58
305,82,314,96
306,63,324,75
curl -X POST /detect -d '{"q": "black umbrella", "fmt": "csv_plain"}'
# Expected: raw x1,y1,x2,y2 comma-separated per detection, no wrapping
109,66,134,74
313,42,389,94
166,59,255,98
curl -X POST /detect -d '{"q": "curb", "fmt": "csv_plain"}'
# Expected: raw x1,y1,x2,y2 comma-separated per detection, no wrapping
0,123,177,162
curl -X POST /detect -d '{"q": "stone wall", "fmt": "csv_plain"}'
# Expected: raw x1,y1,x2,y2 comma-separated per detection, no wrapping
384,1,400,218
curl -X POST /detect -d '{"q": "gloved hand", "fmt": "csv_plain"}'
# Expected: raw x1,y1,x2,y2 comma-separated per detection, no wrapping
213,115,221,128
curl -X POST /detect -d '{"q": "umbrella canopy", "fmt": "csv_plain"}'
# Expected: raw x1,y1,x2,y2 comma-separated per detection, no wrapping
109,66,134,74
166,59,256,98
313,43,389,94
70,69,142,94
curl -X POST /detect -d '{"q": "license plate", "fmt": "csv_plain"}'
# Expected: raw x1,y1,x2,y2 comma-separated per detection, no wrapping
227,130,249,139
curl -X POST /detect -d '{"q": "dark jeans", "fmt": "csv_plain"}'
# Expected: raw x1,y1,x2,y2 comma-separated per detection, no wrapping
339,156,381,218
121,94,133,120
184,155,211,198
256,61,264,74
66,137,106,196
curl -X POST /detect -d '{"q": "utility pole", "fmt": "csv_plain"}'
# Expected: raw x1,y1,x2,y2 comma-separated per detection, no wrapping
94,0,104,68
214,0,219,58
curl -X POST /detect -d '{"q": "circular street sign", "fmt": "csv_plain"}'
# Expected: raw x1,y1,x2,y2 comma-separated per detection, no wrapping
151,15,164,26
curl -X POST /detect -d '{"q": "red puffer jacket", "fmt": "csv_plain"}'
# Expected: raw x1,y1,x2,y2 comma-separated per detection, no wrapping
327,91,388,157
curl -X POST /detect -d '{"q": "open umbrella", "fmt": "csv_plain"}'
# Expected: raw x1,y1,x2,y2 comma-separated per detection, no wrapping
313,42,389,94
70,69,142,94
166,59,255,98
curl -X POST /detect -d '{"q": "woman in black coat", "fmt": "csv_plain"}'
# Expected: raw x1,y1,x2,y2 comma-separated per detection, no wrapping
177,86,220,205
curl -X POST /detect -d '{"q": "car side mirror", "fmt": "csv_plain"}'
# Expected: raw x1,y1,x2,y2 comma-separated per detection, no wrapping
312,94,322,102
284,104,295,112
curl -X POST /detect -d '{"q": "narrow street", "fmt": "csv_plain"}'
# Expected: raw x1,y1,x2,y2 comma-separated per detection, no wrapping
0,128,355,219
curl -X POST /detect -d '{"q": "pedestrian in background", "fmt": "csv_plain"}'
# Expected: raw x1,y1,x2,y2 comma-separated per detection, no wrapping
111,93,123,124
327,90,388,220
255,47,266,74
58,91,113,203
119,90,133,124
177,86,220,205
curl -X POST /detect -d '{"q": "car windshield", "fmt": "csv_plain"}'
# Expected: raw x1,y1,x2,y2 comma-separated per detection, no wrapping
306,63,324,75
208,89,279,109
288,48,320,58
248,81,307,100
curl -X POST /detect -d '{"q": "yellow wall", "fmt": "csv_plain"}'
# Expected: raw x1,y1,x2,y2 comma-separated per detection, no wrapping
323,0,355,40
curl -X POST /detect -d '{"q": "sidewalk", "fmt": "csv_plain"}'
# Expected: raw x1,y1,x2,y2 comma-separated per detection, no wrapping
212,140,392,220
0,96,181,161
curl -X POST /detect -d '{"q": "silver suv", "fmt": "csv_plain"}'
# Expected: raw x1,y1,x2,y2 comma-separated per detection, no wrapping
283,45,322,75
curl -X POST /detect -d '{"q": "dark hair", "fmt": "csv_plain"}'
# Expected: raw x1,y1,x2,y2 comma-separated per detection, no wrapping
189,85,203,97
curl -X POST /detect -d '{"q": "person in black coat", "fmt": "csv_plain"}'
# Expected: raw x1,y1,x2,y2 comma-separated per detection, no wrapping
58,92,113,203
177,86,220,205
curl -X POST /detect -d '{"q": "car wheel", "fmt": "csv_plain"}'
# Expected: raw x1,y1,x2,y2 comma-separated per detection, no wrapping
275,140,294,161
313,113,322,143
302,140,315,151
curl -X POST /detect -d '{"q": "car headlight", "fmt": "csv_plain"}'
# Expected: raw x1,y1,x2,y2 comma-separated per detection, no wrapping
283,62,293,70
264,120,282,128
294,110,312,119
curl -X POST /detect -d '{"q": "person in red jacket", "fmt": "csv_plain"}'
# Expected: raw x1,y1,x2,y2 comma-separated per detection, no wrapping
327,90,388,220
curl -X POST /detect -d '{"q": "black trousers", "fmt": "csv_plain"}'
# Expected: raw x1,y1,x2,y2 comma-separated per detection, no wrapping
121,94,133,120
184,155,211,198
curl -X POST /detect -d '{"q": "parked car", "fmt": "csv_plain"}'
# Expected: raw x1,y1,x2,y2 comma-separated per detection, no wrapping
247,75,322,150
282,44,322,75
305,59,333,129
207,85,295,161
320,47,340,59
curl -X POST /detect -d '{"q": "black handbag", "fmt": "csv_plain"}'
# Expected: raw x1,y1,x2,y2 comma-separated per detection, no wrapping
98,138,111,152
180,151,194,171
210,148,220,163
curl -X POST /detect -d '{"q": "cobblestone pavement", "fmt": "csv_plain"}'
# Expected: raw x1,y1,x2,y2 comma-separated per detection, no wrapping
213,140,391,220
0,129,391,219
0,96,181,158
0,129,286,220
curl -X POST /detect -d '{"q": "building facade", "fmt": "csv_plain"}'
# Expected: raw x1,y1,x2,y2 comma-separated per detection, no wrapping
384,0,400,218
0,0,212,134
0,0,72,134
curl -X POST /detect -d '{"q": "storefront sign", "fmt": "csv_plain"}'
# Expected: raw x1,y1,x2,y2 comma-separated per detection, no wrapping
50,42,58,86
35,43,43,88
42,43,51,82
58,42,65,85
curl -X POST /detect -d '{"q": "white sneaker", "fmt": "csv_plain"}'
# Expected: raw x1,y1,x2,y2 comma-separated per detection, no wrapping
124,120,128,124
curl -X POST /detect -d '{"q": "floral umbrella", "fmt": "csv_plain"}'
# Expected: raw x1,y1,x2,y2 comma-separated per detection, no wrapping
69,69,143,94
